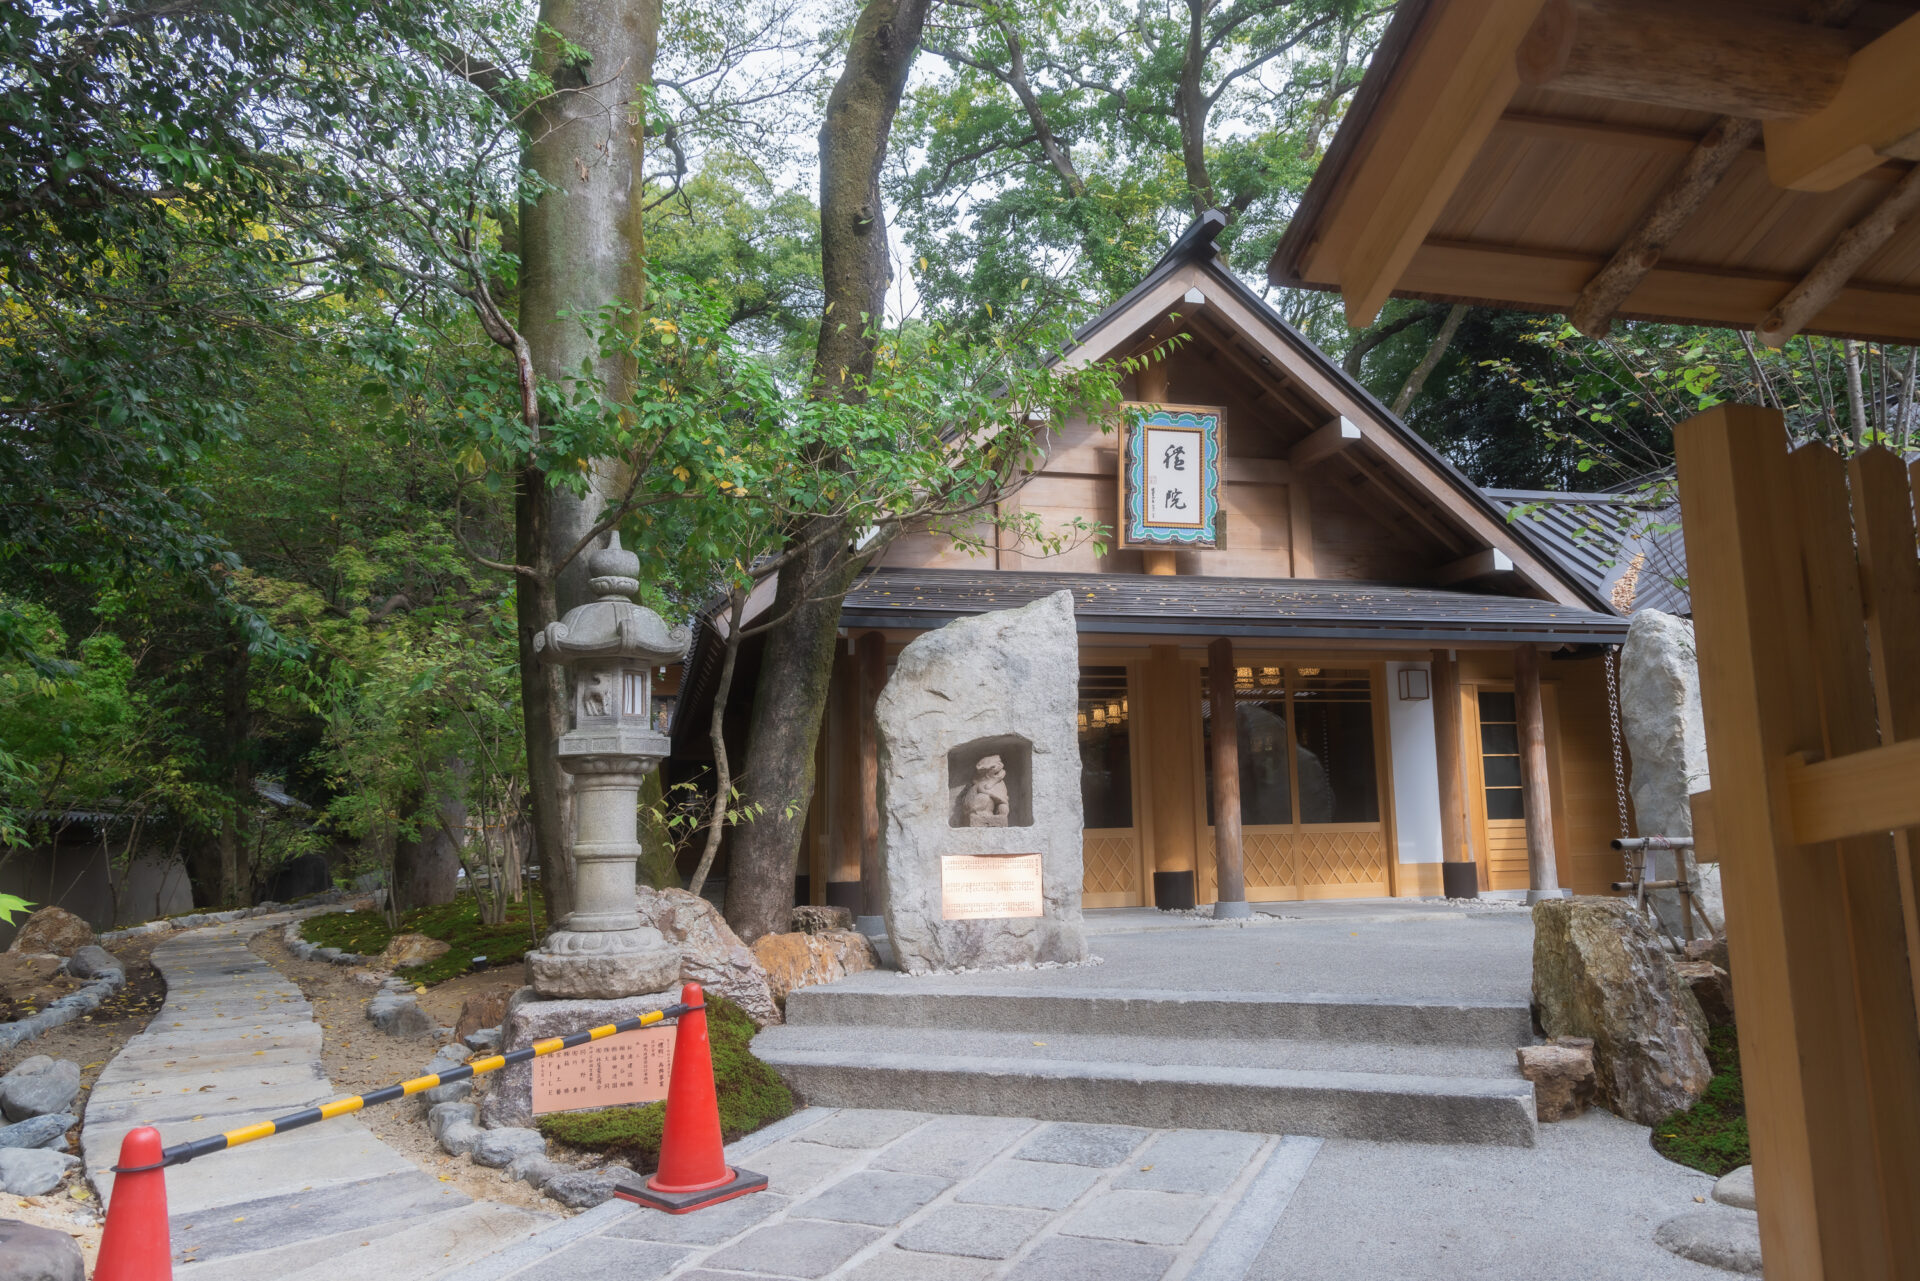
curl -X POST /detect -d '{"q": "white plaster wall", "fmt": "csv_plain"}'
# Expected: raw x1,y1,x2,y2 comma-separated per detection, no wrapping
1386,661,1443,865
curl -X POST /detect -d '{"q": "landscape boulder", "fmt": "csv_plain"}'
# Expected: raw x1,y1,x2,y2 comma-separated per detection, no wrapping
751,929,879,1008
5,909,93,957
1675,960,1735,1027
0,1216,85,1281
1532,896,1711,1124
0,1058,81,1122
543,1164,643,1209
479,989,679,1129
1619,611,1723,934
1654,1207,1762,1275
455,987,513,1042
1714,1165,1756,1211
65,945,122,983
0,1115,74,1151
635,886,781,1027
0,1148,78,1196
469,1126,547,1168
379,933,451,969
1516,1037,1597,1121
790,905,855,935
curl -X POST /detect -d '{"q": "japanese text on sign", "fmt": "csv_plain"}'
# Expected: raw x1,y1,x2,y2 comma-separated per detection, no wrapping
1121,405,1222,548
531,1024,675,1115
941,853,1045,920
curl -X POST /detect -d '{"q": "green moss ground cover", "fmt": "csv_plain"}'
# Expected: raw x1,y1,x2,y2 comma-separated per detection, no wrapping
1652,1026,1748,1176
536,995,794,1173
300,895,542,985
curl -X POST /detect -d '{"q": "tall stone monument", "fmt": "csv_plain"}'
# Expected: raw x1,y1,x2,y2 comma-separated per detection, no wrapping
875,591,1087,972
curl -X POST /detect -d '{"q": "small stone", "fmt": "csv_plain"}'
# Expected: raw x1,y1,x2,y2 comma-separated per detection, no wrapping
507,1154,563,1188
454,988,513,1042
437,1122,481,1157
0,1148,79,1196
543,1164,642,1209
1516,1041,1597,1121
428,1102,477,1142
1654,1206,1762,1275
1713,1165,1756,1211
0,1115,74,1150
463,1027,501,1052
64,945,122,982
5,908,94,957
0,1215,85,1281
789,905,855,935
0,1058,81,1122
380,932,452,969
1676,960,1735,1027
470,1126,546,1168
751,930,879,1008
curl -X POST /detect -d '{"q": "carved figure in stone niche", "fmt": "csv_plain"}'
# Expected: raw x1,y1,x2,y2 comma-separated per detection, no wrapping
580,670,613,719
960,755,1011,827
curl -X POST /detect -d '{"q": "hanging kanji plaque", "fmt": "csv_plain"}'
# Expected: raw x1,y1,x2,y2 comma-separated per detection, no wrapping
1119,403,1224,549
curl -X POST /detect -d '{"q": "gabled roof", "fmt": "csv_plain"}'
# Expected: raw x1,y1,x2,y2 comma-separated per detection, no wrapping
1488,489,1691,618
1057,212,1619,615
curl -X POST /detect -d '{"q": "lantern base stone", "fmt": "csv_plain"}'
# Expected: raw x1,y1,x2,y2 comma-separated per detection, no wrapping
527,926,680,1000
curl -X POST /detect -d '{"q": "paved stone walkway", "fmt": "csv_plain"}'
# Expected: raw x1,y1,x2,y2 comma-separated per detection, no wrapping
81,916,552,1279
453,1107,1319,1281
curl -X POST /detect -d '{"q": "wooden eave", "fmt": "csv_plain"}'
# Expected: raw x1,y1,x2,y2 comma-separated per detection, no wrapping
1269,0,1920,344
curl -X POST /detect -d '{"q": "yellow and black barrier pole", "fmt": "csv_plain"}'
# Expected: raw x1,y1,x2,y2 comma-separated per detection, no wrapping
147,1000,699,1170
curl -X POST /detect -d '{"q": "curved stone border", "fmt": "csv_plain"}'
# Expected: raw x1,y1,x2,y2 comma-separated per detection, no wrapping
280,920,372,967
0,959,126,1054
98,902,294,945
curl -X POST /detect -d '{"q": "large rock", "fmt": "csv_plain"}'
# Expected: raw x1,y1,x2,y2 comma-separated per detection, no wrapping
0,1149,78,1196
875,591,1087,973
635,886,780,1027
1620,611,1723,935
64,945,122,983
379,932,451,969
5,908,93,957
0,1059,81,1122
478,989,679,1129
0,1216,85,1281
1675,960,1735,1027
1533,897,1712,1124
751,929,879,1008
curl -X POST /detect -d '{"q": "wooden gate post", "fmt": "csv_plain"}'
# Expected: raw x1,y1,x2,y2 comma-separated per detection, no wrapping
1513,644,1564,903
1431,649,1471,867
1207,638,1250,917
854,631,887,924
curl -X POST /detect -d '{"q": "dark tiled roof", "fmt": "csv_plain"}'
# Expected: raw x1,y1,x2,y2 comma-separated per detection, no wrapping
839,567,1629,644
1487,490,1691,617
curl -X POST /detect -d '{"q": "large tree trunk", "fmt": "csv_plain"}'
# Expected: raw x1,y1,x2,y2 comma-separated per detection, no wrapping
723,0,929,941
393,772,466,912
514,0,660,925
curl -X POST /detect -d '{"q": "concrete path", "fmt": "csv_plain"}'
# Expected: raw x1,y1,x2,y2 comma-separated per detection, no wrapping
81,915,552,1278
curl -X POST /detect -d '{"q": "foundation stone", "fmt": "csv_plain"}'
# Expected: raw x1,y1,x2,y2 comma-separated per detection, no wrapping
876,591,1086,972
478,987,679,1129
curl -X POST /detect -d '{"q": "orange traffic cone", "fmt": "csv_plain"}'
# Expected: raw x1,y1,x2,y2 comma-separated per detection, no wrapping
616,982,768,1214
96,1125,173,1280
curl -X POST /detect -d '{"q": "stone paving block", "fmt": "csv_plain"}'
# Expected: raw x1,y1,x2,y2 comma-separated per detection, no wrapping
606,1192,790,1246
1001,1235,1178,1281
791,1170,950,1226
1015,1122,1150,1168
796,1109,930,1150
700,1219,884,1278
845,1246,997,1280
870,1114,1034,1179
1061,1188,1213,1246
1111,1129,1264,1194
954,1158,1100,1210
896,1203,1050,1260
168,1169,471,1262
752,1140,864,1196
533,1236,690,1280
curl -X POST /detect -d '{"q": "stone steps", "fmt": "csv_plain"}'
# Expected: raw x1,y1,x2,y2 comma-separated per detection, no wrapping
761,981,1539,1147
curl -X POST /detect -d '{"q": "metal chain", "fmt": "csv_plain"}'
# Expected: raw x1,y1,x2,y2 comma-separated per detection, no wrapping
1604,646,1631,843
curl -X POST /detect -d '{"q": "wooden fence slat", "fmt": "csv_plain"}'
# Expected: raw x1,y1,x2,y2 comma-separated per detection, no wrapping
1675,405,1856,1281
1785,740,1920,842
1788,444,1920,1272
1849,447,1920,1034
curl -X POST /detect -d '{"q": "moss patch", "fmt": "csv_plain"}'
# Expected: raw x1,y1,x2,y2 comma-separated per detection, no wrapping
537,995,793,1173
300,895,542,985
1651,1026,1748,1177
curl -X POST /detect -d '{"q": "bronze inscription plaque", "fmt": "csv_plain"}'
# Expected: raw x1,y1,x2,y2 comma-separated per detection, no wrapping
531,1024,675,1115
941,853,1045,920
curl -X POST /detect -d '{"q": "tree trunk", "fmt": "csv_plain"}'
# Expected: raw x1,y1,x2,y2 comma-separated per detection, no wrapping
1392,304,1469,417
393,771,465,912
217,637,253,908
724,0,929,942
1843,338,1869,446
1176,0,1216,218
514,0,661,925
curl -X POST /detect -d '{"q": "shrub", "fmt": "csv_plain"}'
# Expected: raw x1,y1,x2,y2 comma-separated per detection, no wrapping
301,894,541,984
1651,1026,1748,1176
537,995,793,1173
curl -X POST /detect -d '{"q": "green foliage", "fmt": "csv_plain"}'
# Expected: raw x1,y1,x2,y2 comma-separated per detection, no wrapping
301,894,543,984
0,893,31,924
537,995,795,1171
1652,1027,1748,1178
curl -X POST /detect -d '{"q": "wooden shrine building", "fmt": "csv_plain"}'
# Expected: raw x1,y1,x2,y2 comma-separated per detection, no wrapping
678,213,1643,913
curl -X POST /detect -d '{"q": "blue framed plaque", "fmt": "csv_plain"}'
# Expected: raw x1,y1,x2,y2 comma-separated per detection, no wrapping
1120,404,1223,548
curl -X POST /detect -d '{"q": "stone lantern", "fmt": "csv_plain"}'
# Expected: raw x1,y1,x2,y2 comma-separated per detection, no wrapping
525,534,688,999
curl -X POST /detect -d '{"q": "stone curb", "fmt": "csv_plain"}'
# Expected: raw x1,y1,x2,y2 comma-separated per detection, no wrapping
0,965,127,1054
280,919,372,967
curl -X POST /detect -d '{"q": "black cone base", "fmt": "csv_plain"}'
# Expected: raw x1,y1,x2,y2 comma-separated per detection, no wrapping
615,1166,768,1215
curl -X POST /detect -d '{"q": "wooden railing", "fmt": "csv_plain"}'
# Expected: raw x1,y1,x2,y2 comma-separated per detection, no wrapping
1675,405,1920,1281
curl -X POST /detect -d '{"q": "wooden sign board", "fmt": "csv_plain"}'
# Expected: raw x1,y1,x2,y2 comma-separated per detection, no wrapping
941,853,1045,920
531,1024,675,1115
1119,403,1224,549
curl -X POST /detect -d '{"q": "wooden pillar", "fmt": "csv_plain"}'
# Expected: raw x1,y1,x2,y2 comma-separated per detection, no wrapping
1208,638,1250,917
1144,644,1198,907
855,631,887,921
1514,644,1565,902
1432,649,1473,874
1135,353,1178,576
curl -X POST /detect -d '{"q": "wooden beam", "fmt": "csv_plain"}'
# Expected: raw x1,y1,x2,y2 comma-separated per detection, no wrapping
1496,110,1705,155
1208,638,1248,911
1432,651,1472,865
1344,452,1472,559
1569,117,1763,339
1290,416,1363,470
1514,644,1564,901
1434,548,1517,586
1517,0,1850,120
1759,163,1920,346
1765,12,1920,191
1784,739,1920,846
1337,0,1547,325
